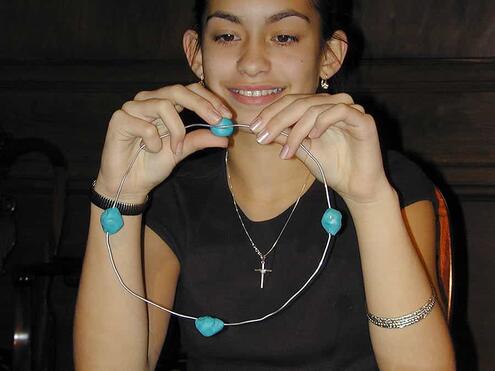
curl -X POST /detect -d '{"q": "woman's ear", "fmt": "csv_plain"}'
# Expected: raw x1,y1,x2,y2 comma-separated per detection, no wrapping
320,30,348,79
183,29,204,79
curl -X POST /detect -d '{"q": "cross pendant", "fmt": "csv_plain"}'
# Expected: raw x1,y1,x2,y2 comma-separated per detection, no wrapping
254,260,272,289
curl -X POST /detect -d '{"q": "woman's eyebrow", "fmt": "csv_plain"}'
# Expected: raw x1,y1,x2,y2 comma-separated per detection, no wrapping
206,11,241,25
205,9,311,25
267,10,311,24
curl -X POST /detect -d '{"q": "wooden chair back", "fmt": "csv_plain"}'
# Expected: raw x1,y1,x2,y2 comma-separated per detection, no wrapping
434,187,454,323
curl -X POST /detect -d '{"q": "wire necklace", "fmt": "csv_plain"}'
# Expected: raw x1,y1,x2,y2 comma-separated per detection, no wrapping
225,150,311,288
99,119,343,337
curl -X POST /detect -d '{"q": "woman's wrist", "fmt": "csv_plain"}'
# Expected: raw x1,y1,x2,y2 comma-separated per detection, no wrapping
342,182,399,217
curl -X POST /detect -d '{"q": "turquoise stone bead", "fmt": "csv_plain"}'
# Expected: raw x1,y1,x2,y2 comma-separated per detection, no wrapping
321,208,342,235
100,207,124,234
210,118,234,137
195,316,225,337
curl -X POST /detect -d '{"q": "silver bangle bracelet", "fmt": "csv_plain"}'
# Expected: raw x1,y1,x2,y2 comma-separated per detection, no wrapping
367,292,436,329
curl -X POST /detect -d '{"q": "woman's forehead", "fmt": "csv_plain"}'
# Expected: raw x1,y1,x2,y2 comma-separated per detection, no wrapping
206,0,318,23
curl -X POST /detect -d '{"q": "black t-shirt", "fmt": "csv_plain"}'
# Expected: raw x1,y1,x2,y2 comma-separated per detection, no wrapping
145,149,437,371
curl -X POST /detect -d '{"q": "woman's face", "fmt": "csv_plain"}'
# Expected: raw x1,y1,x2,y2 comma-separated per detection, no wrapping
199,0,325,123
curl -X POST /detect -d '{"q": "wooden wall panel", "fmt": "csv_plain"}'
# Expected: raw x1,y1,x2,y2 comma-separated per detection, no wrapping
2,60,493,197
0,0,193,60
354,0,495,58
349,60,495,197
462,201,495,369
1,0,494,60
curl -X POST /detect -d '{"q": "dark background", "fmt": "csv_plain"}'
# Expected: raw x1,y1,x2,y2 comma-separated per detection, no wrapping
0,0,494,370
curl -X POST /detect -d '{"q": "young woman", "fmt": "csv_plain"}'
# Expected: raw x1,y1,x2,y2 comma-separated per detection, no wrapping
74,0,456,370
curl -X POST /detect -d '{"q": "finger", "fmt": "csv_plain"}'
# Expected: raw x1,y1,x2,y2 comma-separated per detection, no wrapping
134,86,181,109
255,95,334,145
180,129,229,159
250,94,308,133
250,92,354,134
351,104,365,113
134,84,224,125
110,110,163,153
269,130,312,165
187,83,232,118
332,93,355,105
309,104,374,140
122,99,185,154
308,104,366,139
280,104,332,159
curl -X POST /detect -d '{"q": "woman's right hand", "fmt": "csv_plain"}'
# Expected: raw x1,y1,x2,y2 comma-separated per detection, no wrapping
95,82,232,202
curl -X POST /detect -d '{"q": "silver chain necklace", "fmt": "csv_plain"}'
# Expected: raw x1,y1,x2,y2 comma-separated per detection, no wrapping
225,151,310,289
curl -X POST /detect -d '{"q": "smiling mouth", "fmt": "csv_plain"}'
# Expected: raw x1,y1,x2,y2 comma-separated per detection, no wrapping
229,87,285,97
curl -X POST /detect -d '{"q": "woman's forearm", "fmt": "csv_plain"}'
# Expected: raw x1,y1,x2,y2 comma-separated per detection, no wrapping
346,186,456,370
74,204,149,371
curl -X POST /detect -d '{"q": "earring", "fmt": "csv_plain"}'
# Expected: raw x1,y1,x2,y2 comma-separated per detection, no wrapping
199,74,205,87
320,78,329,90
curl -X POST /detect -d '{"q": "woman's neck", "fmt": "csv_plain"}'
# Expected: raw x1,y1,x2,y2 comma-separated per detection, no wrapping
226,130,315,221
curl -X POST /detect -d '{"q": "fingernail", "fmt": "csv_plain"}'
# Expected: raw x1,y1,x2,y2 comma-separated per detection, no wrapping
219,105,232,118
210,111,223,124
280,144,290,159
175,141,184,155
257,130,270,144
250,117,263,132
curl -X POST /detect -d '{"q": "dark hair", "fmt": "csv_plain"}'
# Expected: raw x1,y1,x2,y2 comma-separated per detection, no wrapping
192,0,353,51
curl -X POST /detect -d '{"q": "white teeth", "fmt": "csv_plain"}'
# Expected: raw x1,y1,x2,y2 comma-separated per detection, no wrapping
232,88,283,97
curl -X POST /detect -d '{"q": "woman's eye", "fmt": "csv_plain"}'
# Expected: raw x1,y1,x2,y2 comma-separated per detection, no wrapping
274,34,299,44
214,34,238,44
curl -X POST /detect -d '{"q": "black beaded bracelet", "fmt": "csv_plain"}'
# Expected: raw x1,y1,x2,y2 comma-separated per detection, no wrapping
90,180,149,215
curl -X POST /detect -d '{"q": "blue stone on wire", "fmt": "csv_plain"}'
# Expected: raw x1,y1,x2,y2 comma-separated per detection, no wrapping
195,316,225,337
321,208,342,235
100,207,124,234
210,118,234,137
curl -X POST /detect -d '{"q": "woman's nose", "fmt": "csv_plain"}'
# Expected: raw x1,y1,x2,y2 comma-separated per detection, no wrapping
236,40,270,78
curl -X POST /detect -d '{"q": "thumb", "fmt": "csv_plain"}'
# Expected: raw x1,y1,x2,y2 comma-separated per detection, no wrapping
180,129,229,157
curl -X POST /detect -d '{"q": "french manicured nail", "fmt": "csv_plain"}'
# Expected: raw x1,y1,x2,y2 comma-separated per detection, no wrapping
280,144,290,159
257,130,270,144
250,117,263,132
219,105,232,118
209,110,223,123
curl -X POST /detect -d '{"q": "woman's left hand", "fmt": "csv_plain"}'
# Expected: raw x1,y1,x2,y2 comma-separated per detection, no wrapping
250,93,393,205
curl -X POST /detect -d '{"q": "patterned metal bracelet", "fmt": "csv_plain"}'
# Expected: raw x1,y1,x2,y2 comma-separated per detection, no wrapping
367,292,436,329
90,180,149,216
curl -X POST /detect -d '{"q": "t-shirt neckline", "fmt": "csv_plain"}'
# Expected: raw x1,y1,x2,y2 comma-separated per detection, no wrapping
220,149,318,225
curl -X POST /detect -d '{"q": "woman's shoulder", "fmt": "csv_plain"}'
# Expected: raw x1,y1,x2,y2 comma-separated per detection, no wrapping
382,150,436,208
